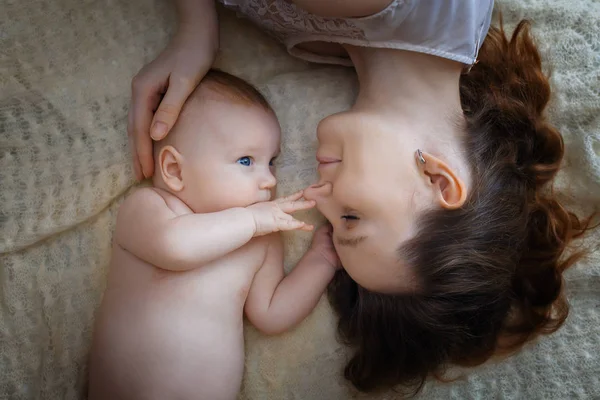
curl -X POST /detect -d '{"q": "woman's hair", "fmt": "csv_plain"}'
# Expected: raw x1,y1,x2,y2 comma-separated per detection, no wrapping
328,19,596,394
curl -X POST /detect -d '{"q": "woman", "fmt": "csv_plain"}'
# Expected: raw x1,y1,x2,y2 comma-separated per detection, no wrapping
128,0,593,393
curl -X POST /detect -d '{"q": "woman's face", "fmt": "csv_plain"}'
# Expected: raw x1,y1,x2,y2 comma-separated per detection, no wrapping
303,110,429,293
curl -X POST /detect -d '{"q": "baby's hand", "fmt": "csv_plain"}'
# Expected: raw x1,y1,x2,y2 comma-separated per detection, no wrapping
309,224,341,270
248,191,315,236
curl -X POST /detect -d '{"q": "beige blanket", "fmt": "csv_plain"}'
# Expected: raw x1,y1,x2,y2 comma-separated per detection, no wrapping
1,0,599,398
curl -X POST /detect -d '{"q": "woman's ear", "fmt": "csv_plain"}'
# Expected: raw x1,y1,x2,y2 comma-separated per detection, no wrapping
418,151,467,209
158,145,185,192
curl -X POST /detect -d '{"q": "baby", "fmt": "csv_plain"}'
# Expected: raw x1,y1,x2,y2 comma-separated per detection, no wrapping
88,70,339,400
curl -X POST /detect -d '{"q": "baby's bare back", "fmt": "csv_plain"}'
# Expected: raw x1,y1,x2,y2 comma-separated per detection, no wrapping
88,218,268,400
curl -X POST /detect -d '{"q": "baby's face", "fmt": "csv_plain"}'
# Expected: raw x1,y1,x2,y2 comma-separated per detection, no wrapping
175,99,281,213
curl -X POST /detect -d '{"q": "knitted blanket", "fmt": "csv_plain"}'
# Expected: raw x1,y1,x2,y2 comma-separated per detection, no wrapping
1,0,599,398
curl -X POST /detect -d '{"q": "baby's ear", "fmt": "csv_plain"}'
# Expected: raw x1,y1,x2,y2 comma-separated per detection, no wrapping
158,145,184,192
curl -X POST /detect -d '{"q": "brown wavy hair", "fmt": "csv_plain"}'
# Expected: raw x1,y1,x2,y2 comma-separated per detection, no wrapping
328,19,596,394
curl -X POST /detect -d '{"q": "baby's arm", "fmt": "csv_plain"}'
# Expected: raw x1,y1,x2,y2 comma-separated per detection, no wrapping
244,225,340,335
116,189,314,272
115,188,256,271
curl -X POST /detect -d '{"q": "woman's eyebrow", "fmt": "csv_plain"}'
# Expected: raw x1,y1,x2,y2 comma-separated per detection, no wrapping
335,236,367,248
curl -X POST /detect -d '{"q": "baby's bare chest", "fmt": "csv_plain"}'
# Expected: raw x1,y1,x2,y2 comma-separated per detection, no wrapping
172,239,267,300
110,238,268,309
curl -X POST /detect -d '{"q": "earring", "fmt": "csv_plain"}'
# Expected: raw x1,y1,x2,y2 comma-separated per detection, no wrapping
416,149,426,164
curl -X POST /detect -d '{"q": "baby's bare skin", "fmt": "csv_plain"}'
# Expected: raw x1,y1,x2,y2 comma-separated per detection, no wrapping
88,75,340,400
90,189,270,400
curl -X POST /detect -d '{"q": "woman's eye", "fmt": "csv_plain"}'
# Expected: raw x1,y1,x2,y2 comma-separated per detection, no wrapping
342,214,360,229
237,156,253,167
341,214,360,228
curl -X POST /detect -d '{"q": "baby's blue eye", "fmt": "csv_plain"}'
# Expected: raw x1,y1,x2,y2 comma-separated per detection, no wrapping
237,156,252,166
269,158,276,167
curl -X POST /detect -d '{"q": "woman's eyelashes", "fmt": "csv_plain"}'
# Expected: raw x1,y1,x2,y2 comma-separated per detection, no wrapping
341,214,360,228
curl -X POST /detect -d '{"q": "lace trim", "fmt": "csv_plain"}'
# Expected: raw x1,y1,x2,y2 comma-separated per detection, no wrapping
220,0,484,68
221,0,367,42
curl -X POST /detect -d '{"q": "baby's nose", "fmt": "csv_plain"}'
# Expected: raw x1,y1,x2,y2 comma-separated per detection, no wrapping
260,171,277,190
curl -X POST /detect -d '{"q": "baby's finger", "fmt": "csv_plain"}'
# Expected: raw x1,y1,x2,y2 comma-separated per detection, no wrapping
276,190,304,203
277,218,309,232
279,199,316,213
300,223,315,232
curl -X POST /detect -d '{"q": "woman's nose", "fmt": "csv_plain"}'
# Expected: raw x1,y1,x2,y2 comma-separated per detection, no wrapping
303,181,332,200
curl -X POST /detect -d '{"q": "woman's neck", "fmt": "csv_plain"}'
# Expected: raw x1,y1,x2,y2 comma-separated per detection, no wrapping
344,46,464,124
343,45,471,184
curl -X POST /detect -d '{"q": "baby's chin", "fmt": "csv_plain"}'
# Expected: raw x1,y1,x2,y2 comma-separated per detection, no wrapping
234,192,275,208
189,193,273,213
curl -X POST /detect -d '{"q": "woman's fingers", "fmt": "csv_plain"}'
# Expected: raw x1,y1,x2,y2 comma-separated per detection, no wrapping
150,76,197,141
130,74,164,179
127,108,143,181
128,129,143,181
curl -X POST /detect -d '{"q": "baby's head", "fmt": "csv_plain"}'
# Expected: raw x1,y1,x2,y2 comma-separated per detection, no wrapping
153,70,280,213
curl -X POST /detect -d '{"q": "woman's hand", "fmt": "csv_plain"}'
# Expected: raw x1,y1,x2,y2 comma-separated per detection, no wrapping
128,6,218,181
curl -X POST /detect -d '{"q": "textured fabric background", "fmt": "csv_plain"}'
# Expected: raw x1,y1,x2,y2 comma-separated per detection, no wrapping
1,0,599,399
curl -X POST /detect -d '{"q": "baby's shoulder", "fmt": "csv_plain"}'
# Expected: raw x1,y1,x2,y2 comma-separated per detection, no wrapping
123,187,191,214
116,187,191,227
149,187,193,216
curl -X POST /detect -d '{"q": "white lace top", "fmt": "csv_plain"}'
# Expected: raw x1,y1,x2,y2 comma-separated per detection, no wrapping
220,0,494,67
